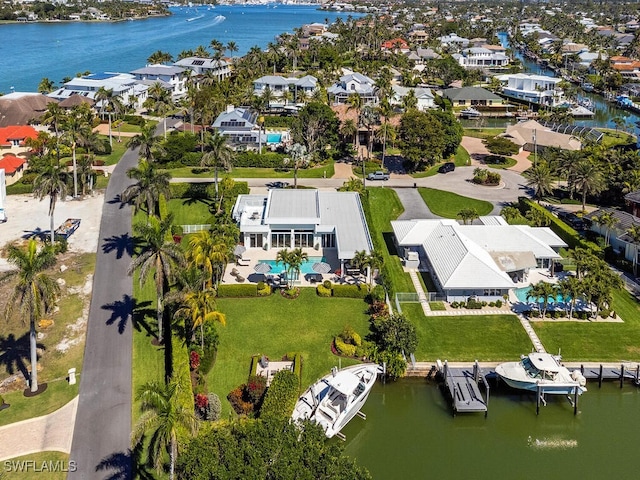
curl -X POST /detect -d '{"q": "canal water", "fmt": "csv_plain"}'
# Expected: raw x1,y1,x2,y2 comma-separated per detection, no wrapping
343,378,640,479
461,32,640,131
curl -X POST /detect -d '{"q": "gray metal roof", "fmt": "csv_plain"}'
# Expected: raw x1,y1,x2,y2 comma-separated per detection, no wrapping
266,189,319,224
319,192,372,258
442,87,503,101
131,65,185,76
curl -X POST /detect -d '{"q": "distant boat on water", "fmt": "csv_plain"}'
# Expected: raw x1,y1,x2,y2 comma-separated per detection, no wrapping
186,14,204,22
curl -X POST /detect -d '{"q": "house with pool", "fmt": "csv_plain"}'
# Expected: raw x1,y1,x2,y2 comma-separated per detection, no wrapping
391,217,567,302
231,189,373,280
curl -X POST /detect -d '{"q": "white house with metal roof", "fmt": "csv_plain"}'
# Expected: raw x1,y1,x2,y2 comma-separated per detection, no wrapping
212,105,263,146
232,189,373,270
253,75,318,100
390,85,435,111
327,72,377,104
454,47,509,69
130,64,188,98
48,72,148,109
173,57,231,82
498,73,564,106
391,217,566,302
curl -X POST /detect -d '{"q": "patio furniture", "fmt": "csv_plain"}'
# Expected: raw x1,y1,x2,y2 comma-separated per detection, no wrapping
237,257,250,266
230,268,239,277
236,275,245,283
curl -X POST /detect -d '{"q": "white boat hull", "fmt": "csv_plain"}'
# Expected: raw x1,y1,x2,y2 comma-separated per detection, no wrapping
496,355,587,396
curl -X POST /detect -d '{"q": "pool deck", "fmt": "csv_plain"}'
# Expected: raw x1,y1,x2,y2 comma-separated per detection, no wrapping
221,247,366,286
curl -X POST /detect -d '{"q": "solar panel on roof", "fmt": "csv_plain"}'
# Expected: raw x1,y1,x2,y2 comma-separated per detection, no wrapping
192,60,205,66
87,73,117,81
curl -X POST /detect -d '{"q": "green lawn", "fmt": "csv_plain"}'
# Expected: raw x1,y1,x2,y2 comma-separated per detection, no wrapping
462,128,506,139
210,289,371,417
364,188,414,294
167,162,334,179
484,157,518,170
98,136,129,166
412,145,471,178
402,304,532,361
598,129,636,148
0,381,79,426
417,187,493,218
166,198,215,225
2,451,70,479
533,289,640,362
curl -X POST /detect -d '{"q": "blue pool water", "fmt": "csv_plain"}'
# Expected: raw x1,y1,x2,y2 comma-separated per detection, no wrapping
259,256,327,275
514,286,566,304
266,133,282,143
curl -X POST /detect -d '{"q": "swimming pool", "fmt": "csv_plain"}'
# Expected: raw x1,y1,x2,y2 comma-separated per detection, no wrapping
258,256,327,275
514,286,566,304
266,133,282,143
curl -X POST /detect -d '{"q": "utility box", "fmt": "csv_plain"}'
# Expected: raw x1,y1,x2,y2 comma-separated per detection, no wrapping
68,368,76,385
405,250,420,269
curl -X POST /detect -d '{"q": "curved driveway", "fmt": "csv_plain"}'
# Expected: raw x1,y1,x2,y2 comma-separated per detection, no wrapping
68,145,138,479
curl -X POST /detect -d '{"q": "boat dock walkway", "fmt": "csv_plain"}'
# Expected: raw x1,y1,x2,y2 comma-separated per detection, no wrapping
438,361,489,416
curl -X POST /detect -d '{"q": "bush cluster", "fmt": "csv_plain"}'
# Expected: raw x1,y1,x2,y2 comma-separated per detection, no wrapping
217,284,258,297
316,284,332,297
472,168,501,186
123,114,146,126
334,326,363,357
257,281,271,296
332,284,369,298
260,370,299,420
233,151,287,168
368,285,386,303
227,375,267,416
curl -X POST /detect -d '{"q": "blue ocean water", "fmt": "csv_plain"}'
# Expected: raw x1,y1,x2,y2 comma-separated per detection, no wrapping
0,5,359,93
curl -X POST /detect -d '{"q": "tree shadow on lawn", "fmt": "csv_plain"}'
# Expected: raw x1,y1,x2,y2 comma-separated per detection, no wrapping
179,184,216,211
102,295,156,337
0,332,45,383
102,233,138,260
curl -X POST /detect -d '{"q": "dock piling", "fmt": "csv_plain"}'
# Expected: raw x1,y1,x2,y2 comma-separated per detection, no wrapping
620,364,625,389
599,364,603,388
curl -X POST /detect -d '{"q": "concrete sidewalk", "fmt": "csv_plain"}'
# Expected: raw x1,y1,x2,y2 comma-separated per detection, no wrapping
0,396,78,462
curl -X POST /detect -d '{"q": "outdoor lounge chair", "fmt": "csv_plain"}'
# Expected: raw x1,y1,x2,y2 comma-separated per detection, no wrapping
237,257,250,266
230,268,239,277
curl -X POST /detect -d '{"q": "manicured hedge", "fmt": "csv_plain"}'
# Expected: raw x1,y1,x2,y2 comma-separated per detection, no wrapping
332,284,369,298
217,284,259,297
172,336,196,441
316,285,332,297
260,370,299,420
292,353,302,382
517,197,602,255
169,181,249,200
257,282,272,296
233,152,287,168
334,337,356,356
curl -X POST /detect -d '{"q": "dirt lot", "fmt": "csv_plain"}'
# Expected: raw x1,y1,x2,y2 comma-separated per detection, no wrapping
0,193,104,272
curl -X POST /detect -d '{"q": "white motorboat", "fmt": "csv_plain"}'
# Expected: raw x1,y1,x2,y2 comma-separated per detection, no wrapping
496,353,587,395
459,107,482,119
291,364,380,438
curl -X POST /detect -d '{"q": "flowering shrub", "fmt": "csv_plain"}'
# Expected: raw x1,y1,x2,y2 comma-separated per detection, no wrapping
190,351,201,370
195,393,209,410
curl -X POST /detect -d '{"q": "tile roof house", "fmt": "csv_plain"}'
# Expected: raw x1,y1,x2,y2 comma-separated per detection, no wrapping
327,72,377,105
441,87,505,107
381,38,410,53
0,93,57,127
391,217,566,302
500,120,581,152
232,189,373,273
0,154,27,185
0,125,38,151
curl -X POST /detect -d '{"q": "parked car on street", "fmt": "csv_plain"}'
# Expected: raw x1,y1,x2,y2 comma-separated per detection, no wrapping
267,181,290,189
367,171,390,181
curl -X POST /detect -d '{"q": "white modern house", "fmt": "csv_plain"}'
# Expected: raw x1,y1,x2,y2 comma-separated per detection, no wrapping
173,57,231,82
232,189,373,271
327,72,377,104
390,85,435,111
130,64,189,98
498,73,563,106
438,33,470,50
454,47,509,69
48,72,148,109
391,217,566,302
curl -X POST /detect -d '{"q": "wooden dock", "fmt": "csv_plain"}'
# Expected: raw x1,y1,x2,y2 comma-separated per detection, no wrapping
438,360,489,416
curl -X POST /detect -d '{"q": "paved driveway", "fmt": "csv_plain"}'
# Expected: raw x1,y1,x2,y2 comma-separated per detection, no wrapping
395,188,439,220
68,144,138,479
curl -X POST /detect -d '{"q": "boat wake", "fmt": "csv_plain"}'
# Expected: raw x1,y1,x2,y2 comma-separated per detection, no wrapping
210,15,225,26
527,436,578,450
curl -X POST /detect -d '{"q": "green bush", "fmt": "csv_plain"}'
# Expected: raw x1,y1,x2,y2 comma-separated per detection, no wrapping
123,114,146,126
466,299,483,309
332,284,369,298
517,197,602,255
257,282,271,296
233,151,287,168
339,325,362,346
495,299,503,308
334,336,356,357
368,284,386,303
599,309,610,319
323,280,332,289
260,370,299,420
292,353,302,380
316,284,332,297
217,284,258,297
249,355,260,376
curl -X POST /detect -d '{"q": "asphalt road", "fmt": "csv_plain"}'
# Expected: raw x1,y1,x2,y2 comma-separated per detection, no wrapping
68,144,138,479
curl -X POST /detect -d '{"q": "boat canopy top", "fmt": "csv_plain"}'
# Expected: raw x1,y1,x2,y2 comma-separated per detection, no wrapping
525,353,562,373
328,371,362,396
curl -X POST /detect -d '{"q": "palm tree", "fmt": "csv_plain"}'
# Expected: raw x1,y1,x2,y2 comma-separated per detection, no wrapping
127,124,162,162
147,50,174,65
174,289,225,351
121,160,172,219
41,102,66,166
524,161,554,203
626,223,640,275
132,379,198,480
340,119,358,149
377,99,393,168
33,162,69,244
200,131,234,199
129,214,186,345
284,143,308,189
95,87,124,147
4,240,59,393
350,250,368,276
38,77,55,94
225,41,238,57
557,276,582,319
526,281,555,318
569,158,605,211
276,249,293,287
144,83,174,139
457,208,479,225
76,155,95,196
591,211,618,246
63,104,91,198
347,93,364,150
186,231,230,288
287,248,308,287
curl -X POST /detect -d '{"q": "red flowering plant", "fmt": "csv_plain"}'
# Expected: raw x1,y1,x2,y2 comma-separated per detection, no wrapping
190,351,201,370
195,393,209,410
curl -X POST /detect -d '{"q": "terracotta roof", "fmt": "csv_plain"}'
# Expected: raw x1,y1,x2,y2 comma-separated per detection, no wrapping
0,154,26,174
0,125,38,147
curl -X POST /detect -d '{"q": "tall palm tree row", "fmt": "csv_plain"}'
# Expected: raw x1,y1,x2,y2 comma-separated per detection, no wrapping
121,160,172,219
128,214,186,346
33,161,69,244
4,240,60,393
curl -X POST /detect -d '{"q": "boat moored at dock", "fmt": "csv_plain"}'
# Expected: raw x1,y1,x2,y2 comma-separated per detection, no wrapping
496,353,587,395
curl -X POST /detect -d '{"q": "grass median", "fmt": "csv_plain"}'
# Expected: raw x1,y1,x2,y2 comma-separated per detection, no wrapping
418,187,493,218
